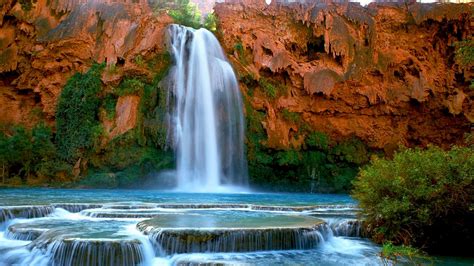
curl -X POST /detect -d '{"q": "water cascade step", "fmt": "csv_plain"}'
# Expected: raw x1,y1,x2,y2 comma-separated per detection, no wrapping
137,212,328,254
32,238,145,265
0,193,379,266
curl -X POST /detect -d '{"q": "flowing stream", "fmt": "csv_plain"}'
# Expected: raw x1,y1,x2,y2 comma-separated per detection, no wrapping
0,189,472,265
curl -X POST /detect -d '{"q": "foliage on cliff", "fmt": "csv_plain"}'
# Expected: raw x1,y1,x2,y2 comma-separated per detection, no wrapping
157,0,217,32
0,55,173,188
352,145,474,255
0,124,71,186
83,71,174,188
455,38,474,88
245,99,370,193
56,63,105,162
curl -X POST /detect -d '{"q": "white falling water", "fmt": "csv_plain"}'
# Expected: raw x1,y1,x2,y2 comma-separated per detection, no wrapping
167,24,248,192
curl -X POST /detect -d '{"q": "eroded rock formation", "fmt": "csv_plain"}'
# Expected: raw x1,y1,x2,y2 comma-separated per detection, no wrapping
0,0,170,136
215,1,473,150
0,0,472,153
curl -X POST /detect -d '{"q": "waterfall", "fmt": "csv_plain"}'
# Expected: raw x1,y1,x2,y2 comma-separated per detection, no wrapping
167,24,248,192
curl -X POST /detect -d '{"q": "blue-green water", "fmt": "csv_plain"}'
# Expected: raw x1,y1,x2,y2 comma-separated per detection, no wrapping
0,188,355,206
0,188,472,266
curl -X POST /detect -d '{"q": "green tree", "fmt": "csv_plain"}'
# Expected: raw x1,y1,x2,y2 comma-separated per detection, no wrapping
0,132,8,184
168,0,201,29
56,63,104,162
204,12,218,32
352,146,474,255
8,127,33,179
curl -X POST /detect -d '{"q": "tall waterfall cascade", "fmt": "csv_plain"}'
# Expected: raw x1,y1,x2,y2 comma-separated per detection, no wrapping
167,24,248,192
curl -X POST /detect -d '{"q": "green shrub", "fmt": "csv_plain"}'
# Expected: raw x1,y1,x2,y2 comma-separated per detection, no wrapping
281,108,301,124
234,41,248,65
455,39,474,67
0,124,68,184
258,78,277,99
134,55,144,67
455,39,474,89
116,78,145,96
35,160,72,181
8,126,33,178
147,52,172,73
103,94,117,120
380,242,430,265
276,150,301,166
0,132,8,183
80,172,118,188
352,146,474,255
331,137,369,164
168,0,201,29
204,12,218,32
305,132,329,150
56,63,105,162
244,100,368,192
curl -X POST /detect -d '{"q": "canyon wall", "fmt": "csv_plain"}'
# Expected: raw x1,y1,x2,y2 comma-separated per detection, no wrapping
0,0,472,151
0,0,170,134
215,1,473,151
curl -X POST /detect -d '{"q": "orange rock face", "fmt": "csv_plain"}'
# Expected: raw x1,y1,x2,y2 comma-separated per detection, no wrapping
0,0,472,153
0,0,171,130
109,95,141,139
215,1,473,150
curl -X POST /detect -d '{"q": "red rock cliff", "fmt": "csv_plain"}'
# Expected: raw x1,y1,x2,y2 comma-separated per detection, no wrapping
215,1,473,151
0,0,170,132
0,0,472,152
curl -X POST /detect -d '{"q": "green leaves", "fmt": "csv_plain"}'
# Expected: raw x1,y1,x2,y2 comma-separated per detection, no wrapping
455,39,474,67
204,12,218,32
454,39,474,89
0,124,65,183
305,132,329,150
116,78,145,96
352,146,474,254
55,63,105,162
168,0,201,29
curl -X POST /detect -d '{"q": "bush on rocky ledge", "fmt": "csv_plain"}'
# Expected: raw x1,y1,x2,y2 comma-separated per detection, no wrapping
352,145,474,255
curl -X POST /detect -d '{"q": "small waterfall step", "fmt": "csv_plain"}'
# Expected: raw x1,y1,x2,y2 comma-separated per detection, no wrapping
31,238,145,265
137,212,328,254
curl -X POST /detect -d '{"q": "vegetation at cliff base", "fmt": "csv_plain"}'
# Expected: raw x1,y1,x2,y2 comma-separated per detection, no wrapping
352,145,474,255
0,124,72,186
56,63,104,162
0,52,173,188
244,95,370,193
